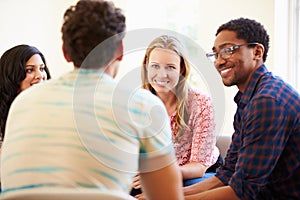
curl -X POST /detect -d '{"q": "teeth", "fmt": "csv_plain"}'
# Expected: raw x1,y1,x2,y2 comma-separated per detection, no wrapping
155,80,168,85
221,68,231,75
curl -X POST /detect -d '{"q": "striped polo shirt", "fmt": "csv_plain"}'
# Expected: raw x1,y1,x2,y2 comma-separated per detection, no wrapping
1,69,175,194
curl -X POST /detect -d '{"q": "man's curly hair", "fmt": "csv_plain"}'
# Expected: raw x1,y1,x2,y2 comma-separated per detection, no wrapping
216,17,269,62
61,0,126,68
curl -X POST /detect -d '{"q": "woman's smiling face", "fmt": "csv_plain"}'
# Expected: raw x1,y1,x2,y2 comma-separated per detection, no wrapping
19,54,48,92
147,48,181,94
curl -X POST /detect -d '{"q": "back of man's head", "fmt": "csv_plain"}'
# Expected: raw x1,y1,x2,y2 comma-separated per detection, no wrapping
61,0,126,68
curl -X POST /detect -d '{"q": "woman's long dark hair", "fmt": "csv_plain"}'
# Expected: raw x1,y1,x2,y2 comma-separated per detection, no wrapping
0,44,51,139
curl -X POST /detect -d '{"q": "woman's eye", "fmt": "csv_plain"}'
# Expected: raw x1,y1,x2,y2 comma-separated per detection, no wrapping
150,64,159,69
40,67,45,72
26,69,33,73
166,66,175,70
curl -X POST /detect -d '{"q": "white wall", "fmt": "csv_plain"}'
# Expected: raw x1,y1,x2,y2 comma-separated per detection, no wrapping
0,0,276,137
118,0,275,137
0,0,78,78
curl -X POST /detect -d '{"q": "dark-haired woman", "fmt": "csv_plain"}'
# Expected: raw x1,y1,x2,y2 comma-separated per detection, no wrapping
0,44,51,140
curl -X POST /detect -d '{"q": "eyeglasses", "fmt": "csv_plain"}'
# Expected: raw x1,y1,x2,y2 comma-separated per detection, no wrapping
206,42,259,63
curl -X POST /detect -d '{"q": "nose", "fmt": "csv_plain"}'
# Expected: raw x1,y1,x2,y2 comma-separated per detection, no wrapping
35,70,46,80
158,68,168,78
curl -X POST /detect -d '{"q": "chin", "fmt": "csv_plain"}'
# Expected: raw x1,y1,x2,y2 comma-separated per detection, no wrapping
222,79,234,87
156,89,172,94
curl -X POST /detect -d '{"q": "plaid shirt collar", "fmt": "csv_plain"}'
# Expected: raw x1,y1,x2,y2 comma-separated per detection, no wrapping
234,64,269,108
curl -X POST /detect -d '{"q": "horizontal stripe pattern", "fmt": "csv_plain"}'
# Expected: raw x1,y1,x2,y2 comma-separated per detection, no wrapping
1,70,174,194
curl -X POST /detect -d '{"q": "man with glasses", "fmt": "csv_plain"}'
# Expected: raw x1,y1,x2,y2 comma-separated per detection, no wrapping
184,17,300,199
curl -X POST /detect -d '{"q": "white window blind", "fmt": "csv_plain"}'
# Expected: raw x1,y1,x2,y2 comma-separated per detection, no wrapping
274,0,300,90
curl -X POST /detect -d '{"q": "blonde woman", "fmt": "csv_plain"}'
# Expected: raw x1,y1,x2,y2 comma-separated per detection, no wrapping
131,35,222,198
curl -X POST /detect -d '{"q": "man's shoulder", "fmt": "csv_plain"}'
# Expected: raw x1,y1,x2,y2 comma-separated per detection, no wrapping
255,73,300,106
130,88,164,106
14,80,52,99
259,73,297,95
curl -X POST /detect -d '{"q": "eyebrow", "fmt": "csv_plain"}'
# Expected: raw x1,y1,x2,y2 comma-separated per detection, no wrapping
25,64,45,67
212,43,235,51
149,62,178,67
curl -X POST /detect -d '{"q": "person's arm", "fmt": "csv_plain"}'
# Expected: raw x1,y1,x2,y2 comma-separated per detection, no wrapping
180,162,208,179
136,91,184,200
185,185,239,200
227,97,289,199
188,91,218,177
140,161,183,200
184,175,224,196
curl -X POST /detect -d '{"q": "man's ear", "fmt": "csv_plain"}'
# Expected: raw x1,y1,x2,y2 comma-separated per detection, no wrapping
115,42,124,61
62,44,72,62
253,43,264,60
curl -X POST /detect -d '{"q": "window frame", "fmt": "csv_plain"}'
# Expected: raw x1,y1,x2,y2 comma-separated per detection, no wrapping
274,0,299,90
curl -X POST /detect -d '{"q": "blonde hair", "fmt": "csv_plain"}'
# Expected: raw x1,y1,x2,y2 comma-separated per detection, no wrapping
141,35,191,137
